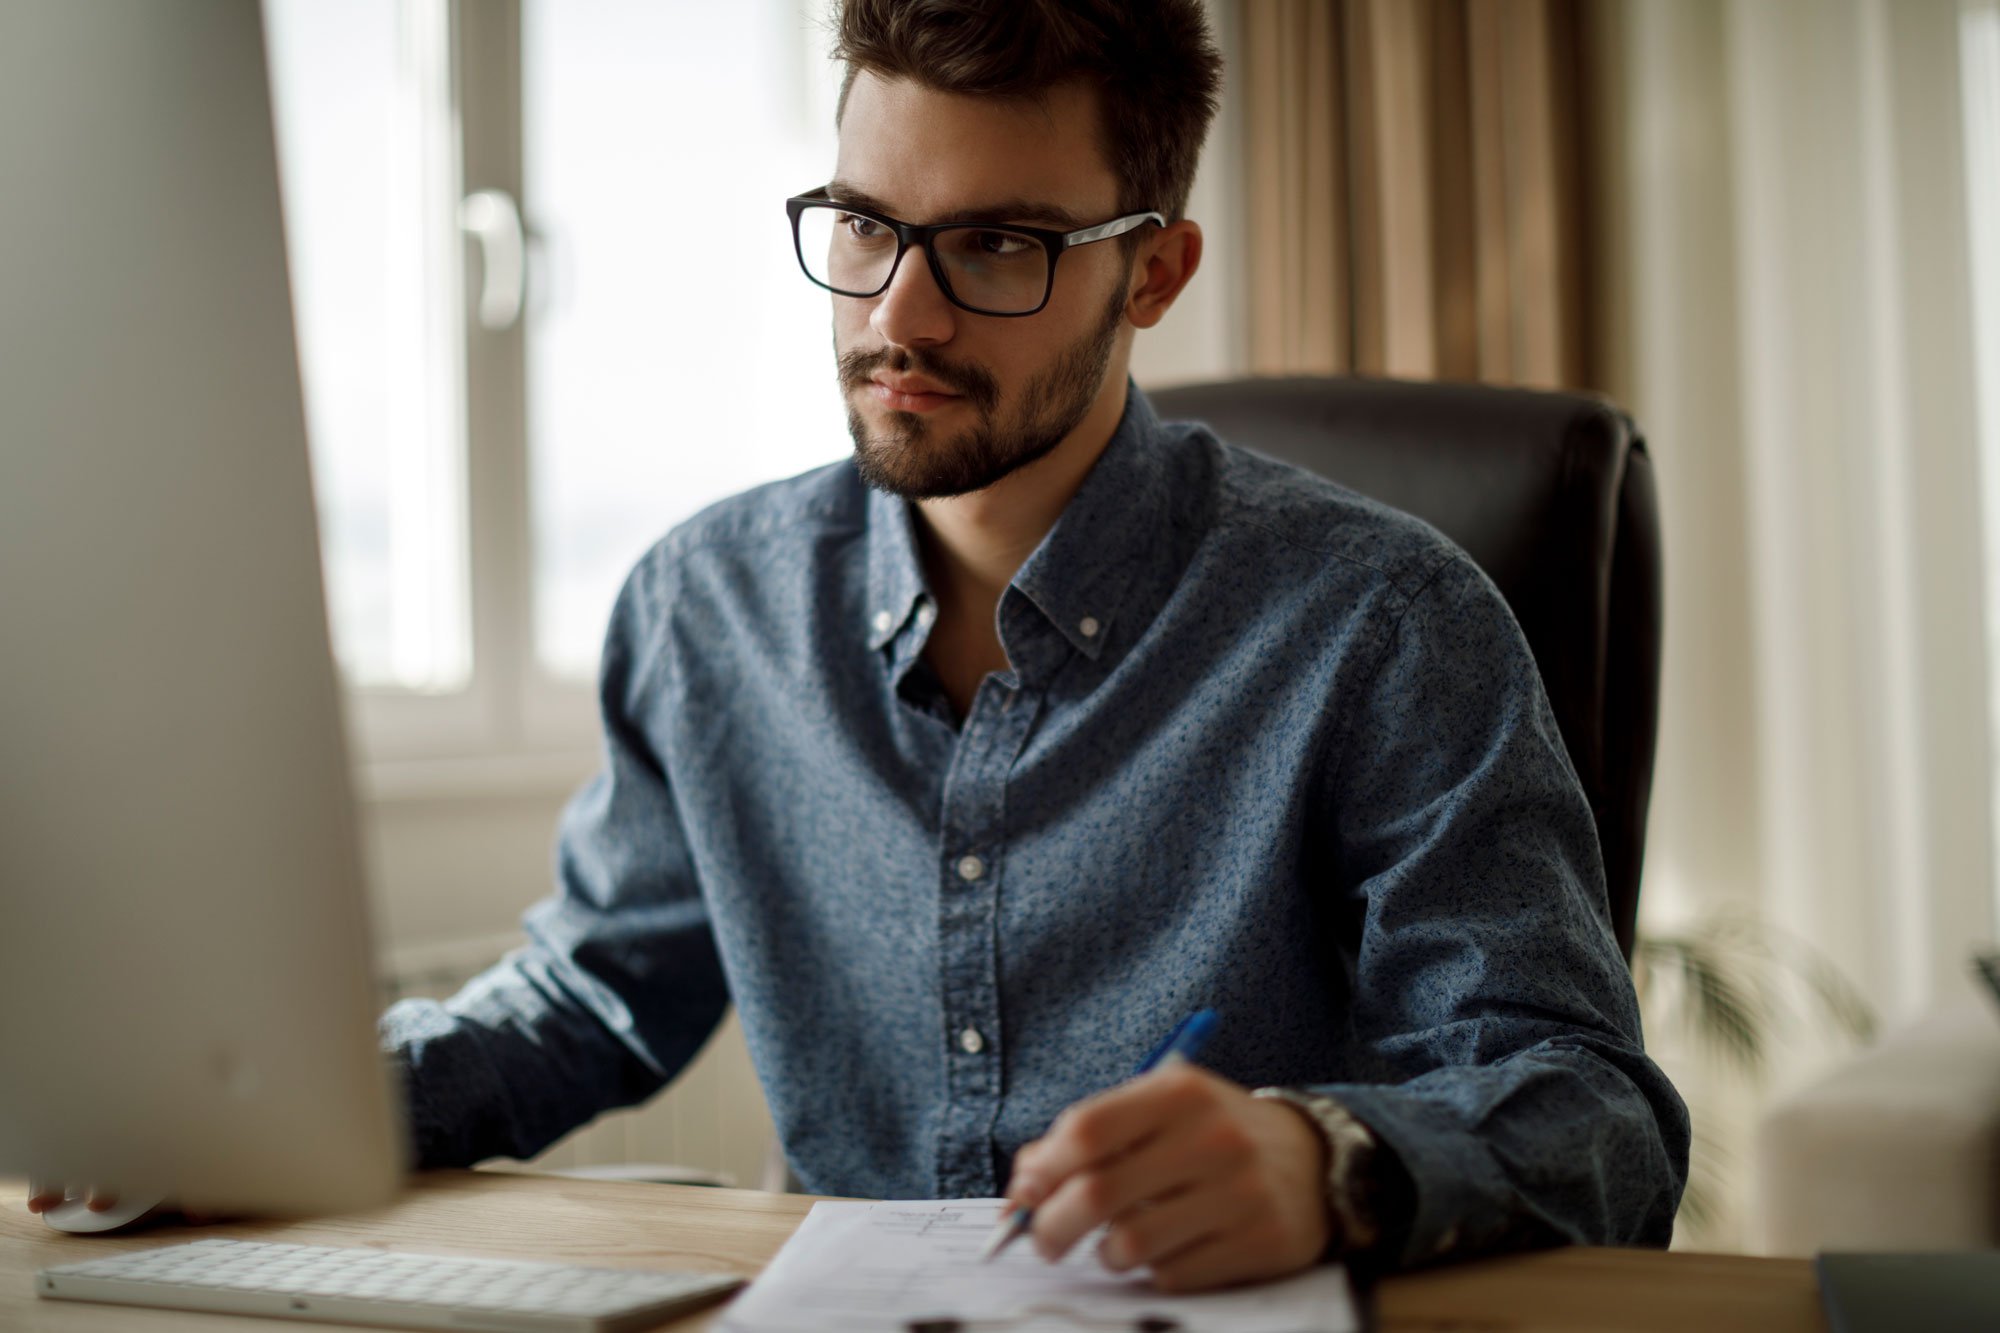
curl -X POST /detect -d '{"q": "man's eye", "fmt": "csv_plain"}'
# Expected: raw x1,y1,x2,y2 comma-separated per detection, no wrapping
838,214,890,242
966,230,1033,258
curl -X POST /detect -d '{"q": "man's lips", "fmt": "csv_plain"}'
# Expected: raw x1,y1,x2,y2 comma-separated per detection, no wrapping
869,376,965,412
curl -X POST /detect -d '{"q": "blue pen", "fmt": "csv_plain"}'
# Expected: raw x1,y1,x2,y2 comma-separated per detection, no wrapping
979,1009,1221,1263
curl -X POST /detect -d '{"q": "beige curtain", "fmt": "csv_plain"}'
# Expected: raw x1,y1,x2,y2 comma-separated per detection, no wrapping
1241,0,1592,388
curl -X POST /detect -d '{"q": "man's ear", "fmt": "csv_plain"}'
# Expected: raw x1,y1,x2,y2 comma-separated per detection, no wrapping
1125,220,1203,330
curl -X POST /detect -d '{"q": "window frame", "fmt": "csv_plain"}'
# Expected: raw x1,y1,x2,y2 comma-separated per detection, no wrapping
348,0,599,795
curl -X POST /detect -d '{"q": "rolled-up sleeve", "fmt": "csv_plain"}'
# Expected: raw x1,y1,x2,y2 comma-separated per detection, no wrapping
1312,554,1688,1267
379,555,731,1169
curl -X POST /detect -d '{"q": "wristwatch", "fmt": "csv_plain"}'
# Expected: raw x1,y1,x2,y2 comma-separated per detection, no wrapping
1252,1087,1412,1260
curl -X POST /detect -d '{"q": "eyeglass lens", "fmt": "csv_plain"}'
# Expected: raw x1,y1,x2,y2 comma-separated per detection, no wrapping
796,205,1049,314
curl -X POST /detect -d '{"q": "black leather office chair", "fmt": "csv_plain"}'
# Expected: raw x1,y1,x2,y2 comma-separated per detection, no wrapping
1149,376,1660,961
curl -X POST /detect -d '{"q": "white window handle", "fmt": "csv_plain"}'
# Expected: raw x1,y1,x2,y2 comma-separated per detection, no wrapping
458,188,524,331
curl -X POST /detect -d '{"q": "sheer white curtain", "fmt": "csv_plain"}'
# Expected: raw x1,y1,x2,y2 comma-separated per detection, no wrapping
1612,0,1994,1031
1602,0,2000,1250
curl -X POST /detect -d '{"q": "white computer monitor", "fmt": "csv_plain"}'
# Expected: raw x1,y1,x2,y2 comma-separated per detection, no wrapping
0,0,404,1215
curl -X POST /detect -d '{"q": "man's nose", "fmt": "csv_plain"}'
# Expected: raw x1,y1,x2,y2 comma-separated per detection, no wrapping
869,246,957,349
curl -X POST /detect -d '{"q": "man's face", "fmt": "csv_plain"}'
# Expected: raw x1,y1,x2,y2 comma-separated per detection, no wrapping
830,74,1135,500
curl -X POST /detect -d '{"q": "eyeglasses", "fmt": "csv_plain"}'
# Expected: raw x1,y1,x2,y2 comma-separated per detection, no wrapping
786,187,1165,317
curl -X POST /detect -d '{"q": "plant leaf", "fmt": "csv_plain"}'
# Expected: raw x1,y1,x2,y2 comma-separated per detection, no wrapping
1765,928,1878,1043
1640,933,1771,1077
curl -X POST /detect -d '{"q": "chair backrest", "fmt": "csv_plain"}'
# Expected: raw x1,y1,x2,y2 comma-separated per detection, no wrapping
1148,376,1660,960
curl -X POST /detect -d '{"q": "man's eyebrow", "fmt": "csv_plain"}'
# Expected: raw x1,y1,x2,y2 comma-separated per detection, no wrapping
824,180,1089,231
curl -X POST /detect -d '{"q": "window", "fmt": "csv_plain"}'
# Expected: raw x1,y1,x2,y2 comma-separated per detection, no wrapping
264,0,846,765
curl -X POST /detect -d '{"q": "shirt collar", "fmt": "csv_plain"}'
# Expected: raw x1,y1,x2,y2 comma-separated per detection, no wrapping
863,478,930,652
860,378,1170,663
1010,380,1168,662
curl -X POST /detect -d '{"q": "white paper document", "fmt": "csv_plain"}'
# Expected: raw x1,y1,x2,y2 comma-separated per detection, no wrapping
719,1198,1358,1333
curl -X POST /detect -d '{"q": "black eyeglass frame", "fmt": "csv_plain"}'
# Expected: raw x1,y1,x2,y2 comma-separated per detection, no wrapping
785,187,1166,318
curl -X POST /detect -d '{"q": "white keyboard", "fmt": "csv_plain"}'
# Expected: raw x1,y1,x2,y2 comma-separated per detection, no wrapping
36,1237,745,1332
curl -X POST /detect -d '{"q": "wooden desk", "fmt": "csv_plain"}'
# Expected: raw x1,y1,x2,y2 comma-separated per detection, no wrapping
3,1172,1826,1332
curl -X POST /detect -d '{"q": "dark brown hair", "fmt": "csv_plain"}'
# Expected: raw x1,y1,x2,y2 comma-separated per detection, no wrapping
832,0,1223,227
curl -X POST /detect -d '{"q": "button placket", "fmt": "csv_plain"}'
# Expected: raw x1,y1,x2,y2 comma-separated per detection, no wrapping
930,669,1041,1196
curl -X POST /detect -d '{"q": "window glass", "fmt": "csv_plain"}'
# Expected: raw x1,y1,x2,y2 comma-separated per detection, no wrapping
523,0,847,680
264,0,470,692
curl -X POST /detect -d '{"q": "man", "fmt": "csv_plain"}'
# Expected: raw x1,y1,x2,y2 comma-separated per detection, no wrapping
353,0,1687,1291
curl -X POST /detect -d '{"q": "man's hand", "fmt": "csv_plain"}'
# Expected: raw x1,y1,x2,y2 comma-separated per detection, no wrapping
25,1184,217,1225
1004,1062,1331,1292
26,1184,119,1215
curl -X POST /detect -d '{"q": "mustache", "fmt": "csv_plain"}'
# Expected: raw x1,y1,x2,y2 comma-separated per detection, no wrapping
838,346,1001,413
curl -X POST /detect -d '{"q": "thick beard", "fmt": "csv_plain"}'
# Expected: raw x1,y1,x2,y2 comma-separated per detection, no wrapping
839,279,1128,501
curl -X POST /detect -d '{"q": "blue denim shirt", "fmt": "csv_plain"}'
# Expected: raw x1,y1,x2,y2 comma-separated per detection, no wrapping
382,383,1688,1267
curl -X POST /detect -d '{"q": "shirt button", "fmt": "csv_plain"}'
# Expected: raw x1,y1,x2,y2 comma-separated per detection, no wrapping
958,1027,986,1055
872,610,893,634
1079,615,1101,638
916,601,935,627
956,854,985,882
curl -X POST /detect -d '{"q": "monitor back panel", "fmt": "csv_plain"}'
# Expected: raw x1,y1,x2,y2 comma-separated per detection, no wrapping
0,0,403,1213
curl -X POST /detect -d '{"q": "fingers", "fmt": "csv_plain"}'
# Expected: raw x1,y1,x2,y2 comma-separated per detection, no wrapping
1027,1112,1248,1263
1026,1125,1198,1261
1147,1224,1298,1293
1094,1180,1257,1274
1005,1064,1336,1291
1010,1064,1247,1261
24,1185,218,1227
1009,1063,1212,1214
23,1186,119,1213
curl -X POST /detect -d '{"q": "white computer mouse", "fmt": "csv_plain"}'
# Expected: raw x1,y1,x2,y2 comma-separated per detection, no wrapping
38,1191,168,1234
